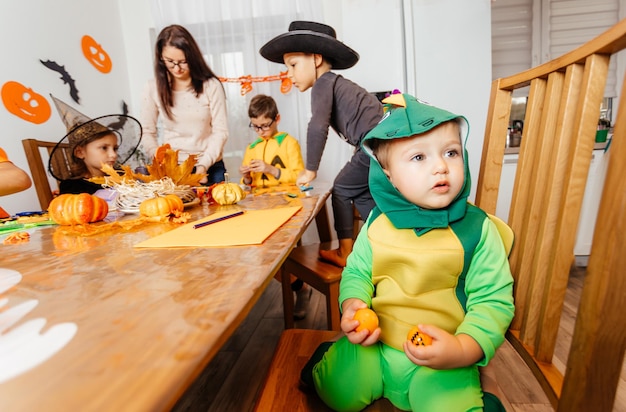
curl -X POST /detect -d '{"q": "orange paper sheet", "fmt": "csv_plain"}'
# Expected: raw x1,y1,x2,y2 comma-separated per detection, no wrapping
134,206,301,248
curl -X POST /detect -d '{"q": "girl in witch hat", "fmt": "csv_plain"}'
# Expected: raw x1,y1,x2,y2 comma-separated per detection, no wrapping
49,95,142,195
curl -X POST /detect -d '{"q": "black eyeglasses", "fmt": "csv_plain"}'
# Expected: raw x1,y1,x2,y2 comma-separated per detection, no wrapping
249,118,275,131
161,58,188,69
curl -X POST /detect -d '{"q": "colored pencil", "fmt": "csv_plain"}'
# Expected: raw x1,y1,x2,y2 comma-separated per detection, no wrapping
193,211,244,229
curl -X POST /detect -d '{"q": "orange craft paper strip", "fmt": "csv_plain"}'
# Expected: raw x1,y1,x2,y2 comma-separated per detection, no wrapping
133,206,301,248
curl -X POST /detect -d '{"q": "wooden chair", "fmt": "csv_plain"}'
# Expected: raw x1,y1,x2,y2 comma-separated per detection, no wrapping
473,18,626,411
22,139,72,210
280,202,362,331
257,19,626,411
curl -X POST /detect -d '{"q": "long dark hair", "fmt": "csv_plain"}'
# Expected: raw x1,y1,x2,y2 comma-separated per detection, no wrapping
154,24,221,119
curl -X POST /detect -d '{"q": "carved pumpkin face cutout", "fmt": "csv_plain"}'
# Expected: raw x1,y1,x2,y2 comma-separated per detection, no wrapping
81,35,112,73
1,81,51,124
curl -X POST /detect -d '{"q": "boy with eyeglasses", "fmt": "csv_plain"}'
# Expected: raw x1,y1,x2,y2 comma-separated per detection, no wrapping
240,94,311,318
239,94,304,189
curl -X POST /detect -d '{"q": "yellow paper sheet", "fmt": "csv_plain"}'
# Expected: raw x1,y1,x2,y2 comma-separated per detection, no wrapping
134,206,301,248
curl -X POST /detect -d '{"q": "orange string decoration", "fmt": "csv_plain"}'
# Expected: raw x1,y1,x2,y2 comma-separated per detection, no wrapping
219,71,292,96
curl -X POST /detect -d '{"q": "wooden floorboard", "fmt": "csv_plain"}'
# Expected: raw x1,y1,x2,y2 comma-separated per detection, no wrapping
172,264,625,412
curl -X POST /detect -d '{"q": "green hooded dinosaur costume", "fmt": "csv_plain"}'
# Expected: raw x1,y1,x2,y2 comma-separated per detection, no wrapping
310,94,514,412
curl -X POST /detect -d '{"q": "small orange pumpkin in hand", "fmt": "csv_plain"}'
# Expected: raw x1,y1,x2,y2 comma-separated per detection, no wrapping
354,308,379,334
48,193,108,225
407,326,432,346
139,194,184,218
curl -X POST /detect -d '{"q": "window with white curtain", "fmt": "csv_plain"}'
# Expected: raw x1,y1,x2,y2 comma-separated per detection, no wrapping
148,0,323,180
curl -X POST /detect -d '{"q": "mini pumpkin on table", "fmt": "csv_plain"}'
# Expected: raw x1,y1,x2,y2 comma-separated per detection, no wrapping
211,173,246,205
48,193,109,225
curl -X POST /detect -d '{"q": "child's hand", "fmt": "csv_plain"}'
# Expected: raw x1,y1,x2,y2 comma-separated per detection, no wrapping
402,324,483,370
247,159,271,174
341,299,380,346
239,164,251,176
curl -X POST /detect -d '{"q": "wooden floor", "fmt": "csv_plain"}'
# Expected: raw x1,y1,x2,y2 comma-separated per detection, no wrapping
172,264,626,412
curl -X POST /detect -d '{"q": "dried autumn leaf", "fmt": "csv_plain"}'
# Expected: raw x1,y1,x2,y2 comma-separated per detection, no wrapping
100,164,136,185
102,143,205,187
171,212,191,224
155,143,171,164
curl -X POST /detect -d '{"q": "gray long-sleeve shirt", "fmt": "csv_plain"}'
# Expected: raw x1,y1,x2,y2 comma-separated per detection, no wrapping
306,72,383,171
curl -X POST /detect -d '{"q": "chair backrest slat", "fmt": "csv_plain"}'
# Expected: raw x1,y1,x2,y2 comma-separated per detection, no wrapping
560,86,626,408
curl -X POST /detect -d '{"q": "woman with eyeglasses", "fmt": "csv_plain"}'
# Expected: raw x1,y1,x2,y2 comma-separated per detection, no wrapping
140,24,229,185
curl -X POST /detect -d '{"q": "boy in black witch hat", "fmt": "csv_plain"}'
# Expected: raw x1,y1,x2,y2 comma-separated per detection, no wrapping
260,21,383,268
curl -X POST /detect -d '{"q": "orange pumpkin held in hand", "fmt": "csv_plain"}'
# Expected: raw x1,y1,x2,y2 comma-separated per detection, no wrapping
407,326,432,346
354,308,379,334
48,193,108,225
1,81,51,124
82,35,112,73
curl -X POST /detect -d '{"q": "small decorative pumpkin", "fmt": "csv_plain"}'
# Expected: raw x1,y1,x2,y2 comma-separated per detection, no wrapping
212,182,246,205
407,325,432,346
139,194,184,217
48,193,108,225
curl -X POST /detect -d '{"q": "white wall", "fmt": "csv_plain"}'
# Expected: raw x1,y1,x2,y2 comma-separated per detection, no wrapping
408,0,492,199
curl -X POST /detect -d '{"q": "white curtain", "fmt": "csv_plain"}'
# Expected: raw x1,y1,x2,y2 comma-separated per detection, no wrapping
148,0,324,181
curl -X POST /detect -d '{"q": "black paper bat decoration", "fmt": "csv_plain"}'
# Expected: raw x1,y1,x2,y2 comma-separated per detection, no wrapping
40,59,80,104
107,100,129,130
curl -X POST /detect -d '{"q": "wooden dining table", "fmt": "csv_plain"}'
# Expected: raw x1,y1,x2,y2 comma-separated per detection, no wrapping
0,185,330,411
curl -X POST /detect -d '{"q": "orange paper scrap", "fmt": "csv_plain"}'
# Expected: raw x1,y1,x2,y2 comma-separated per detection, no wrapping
134,206,301,248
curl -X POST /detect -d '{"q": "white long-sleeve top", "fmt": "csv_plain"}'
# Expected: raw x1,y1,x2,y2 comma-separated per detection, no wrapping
139,77,229,169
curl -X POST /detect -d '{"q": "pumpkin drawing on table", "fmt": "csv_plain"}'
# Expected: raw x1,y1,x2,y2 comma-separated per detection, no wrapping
48,193,108,225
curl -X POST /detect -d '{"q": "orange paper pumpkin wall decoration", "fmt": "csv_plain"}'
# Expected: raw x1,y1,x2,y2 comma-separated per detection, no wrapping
81,35,112,73
1,81,51,124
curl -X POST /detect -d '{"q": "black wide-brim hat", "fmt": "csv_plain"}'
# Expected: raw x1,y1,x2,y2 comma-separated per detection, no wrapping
260,21,359,70
49,113,143,181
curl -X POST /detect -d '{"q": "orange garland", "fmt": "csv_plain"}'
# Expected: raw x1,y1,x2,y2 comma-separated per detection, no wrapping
219,70,292,95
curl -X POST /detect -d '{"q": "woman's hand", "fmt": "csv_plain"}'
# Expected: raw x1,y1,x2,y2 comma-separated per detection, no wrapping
402,324,483,370
341,299,380,347
196,164,208,185
296,169,317,186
